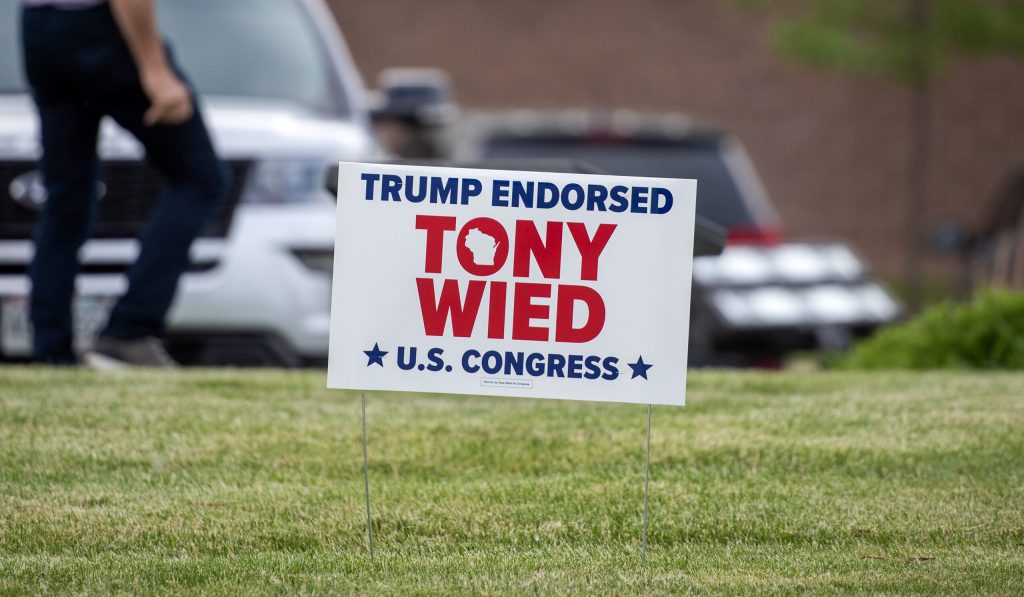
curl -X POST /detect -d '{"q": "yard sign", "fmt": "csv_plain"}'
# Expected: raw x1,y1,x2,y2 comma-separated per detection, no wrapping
328,163,696,406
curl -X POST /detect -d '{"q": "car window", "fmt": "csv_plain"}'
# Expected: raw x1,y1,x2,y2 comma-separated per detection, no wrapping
157,0,346,115
480,136,761,229
0,0,349,117
0,1,21,93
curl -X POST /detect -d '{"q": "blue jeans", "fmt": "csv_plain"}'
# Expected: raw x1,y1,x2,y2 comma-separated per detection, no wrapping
22,4,228,363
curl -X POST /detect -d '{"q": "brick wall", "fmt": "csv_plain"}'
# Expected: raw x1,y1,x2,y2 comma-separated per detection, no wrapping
328,0,1024,281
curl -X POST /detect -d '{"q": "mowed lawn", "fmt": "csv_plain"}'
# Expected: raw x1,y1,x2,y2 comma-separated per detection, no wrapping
0,368,1022,595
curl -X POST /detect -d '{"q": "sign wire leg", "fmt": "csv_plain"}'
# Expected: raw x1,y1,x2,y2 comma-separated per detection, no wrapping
361,392,375,563
642,403,652,564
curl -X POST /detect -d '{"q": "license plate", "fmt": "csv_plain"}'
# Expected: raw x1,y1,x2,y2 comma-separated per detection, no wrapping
1,295,115,357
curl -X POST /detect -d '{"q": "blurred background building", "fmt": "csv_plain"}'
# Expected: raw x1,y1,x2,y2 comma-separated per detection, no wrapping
330,0,1024,292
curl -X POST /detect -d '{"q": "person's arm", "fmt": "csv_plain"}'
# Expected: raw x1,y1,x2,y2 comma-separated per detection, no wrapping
108,0,193,126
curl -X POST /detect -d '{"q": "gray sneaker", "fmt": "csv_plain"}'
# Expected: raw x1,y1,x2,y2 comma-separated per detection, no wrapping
84,336,179,370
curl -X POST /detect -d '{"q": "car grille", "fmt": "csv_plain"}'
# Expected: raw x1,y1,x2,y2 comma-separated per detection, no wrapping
0,160,251,240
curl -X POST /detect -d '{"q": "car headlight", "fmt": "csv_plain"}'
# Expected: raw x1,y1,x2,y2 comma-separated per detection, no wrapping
803,284,864,323
746,287,806,326
715,246,773,285
857,283,901,321
712,287,807,327
711,289,756,326
243,159,328,204
820,243,864,280
772,244,830,283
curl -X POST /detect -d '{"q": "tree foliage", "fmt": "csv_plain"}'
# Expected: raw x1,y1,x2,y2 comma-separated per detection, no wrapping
739,0,1024,80
836,289,1024,369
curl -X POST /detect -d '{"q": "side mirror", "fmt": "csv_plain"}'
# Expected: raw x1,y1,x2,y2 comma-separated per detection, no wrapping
324,163,339,197
693,217,726,257
369,67,459,129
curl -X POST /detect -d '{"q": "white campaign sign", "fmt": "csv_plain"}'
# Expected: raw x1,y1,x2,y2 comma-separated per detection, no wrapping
327,163,696,406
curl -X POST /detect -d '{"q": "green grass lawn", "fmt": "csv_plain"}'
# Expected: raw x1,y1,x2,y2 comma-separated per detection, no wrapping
1,368,1022,595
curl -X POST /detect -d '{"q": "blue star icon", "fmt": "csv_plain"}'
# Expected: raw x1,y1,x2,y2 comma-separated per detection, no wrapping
628,356,653,380
363,343,388,367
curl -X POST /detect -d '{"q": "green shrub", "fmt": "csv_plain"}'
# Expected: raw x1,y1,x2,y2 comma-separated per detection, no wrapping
837,289,1024,370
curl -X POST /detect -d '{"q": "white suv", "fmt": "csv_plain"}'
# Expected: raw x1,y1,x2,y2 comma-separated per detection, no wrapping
0,0,380,366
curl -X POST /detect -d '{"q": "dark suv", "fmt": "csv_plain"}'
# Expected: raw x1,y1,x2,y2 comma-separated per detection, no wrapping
448,111,901,365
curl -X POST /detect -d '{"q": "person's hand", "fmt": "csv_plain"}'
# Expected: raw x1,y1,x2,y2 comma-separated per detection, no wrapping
140,68,193,126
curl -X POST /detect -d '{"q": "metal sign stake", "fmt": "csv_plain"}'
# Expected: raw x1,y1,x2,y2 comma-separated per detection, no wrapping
642,403,652,564
361,391,375,563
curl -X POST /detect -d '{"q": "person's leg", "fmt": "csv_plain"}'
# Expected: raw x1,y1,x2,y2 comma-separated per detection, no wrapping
100,83,228,340
28,104,102,363
22,8,102,364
